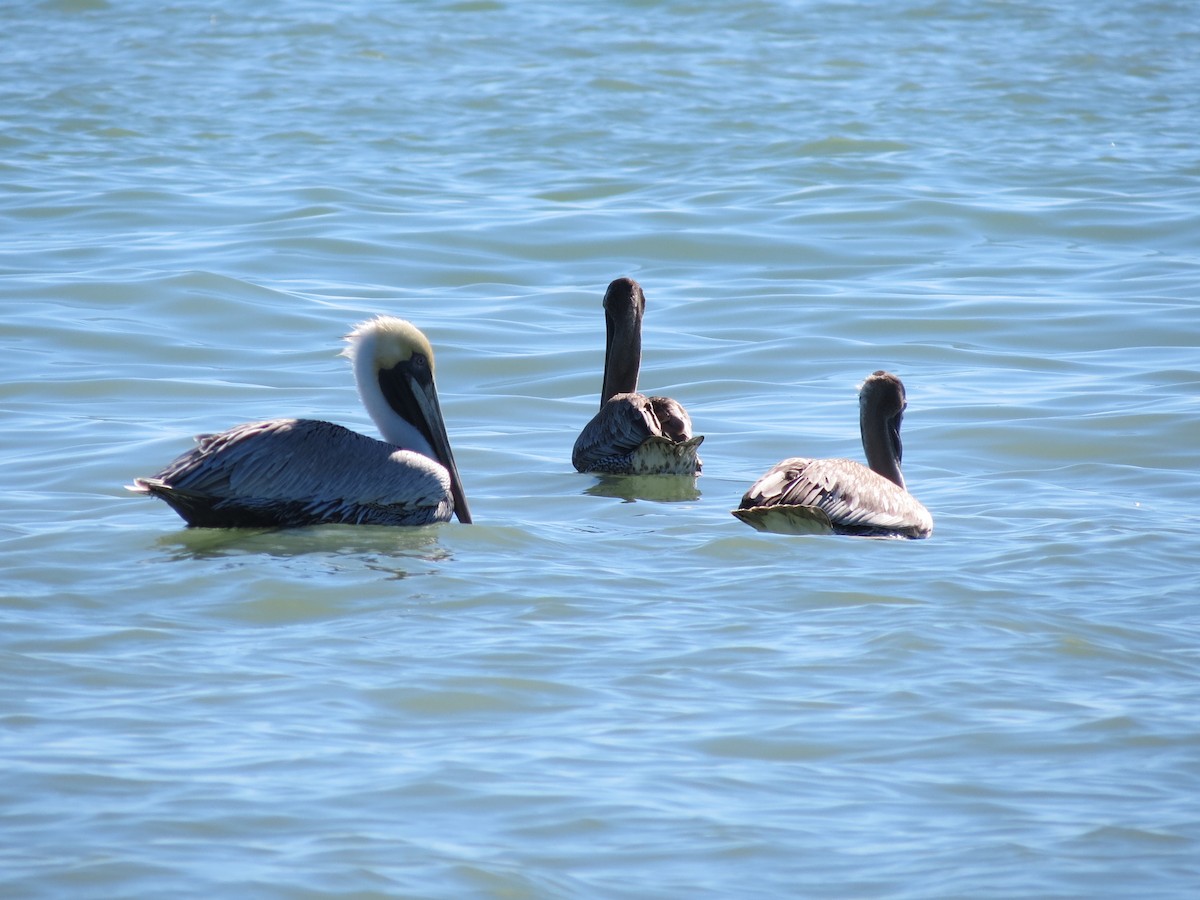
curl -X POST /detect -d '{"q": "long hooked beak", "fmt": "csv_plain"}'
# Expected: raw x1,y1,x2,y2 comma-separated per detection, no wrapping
380,361,472,524
411,376,472,524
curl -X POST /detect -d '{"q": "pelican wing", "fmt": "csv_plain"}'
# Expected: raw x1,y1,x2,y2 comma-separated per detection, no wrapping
573,392,703,475
735,457,932,539
131,418,454,527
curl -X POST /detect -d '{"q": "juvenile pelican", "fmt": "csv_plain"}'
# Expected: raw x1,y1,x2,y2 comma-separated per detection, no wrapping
732,370,932,539
572,277,703,476
128,316,471,528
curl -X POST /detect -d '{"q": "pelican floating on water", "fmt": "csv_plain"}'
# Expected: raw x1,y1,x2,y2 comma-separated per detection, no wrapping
128,316,471,528
572,277,703,476
732,370,932,538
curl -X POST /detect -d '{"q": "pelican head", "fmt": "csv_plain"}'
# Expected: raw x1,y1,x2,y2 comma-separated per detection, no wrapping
600,276,646,405
859,370,907,490
343,316,472,523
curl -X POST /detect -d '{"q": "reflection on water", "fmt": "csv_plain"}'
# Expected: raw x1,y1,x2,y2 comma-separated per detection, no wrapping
152,523,450,565
581,473,702,503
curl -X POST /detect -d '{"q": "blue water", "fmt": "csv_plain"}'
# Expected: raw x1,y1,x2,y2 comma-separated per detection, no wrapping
3,1,1200,896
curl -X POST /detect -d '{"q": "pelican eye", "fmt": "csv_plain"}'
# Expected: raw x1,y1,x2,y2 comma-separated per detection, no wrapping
407,352,433,384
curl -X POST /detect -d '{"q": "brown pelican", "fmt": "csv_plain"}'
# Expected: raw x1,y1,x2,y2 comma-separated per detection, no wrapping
572,277,703,475
732,370,932,538
128,316,471,528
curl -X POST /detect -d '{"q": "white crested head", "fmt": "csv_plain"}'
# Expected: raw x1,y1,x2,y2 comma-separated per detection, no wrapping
341,316,439,455
342,316,436,374
337,315,471,524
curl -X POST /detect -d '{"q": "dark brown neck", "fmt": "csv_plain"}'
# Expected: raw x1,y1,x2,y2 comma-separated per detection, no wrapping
599,279,645,405
860,393,906,489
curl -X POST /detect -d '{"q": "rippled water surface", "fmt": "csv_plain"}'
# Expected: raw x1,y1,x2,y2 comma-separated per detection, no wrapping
3,0,1199,896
